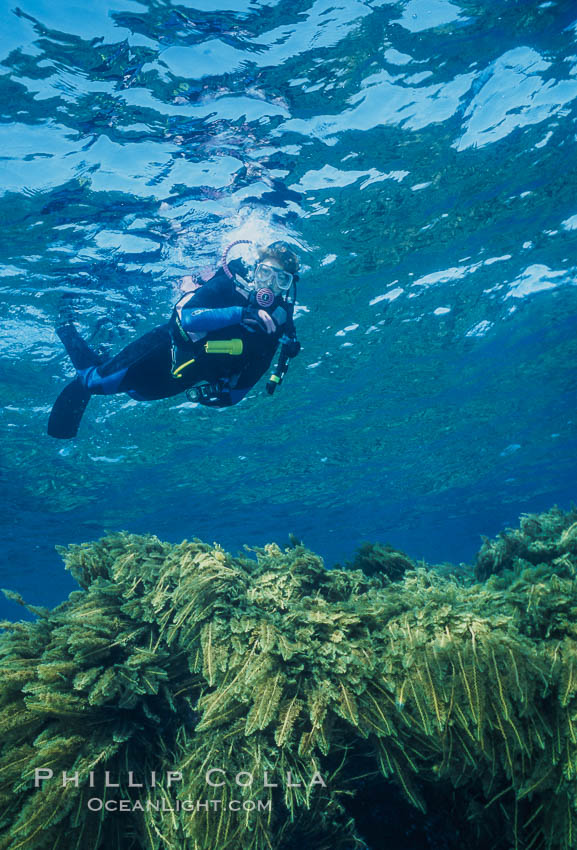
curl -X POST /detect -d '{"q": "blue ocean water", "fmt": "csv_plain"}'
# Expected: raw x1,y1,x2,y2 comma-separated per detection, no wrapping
1,0,576,620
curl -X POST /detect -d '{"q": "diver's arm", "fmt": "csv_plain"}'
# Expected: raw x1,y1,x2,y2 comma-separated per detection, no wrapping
180,305,275,335
180,306,243,333
274,309,300,357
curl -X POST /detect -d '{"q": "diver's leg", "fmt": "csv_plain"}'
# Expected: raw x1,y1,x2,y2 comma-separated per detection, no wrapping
96,326,170,378
49,324,101,438
56,324,101,370
80,325,184,401
48,335,164,438
49,324,179,437
76,326,171,396
117,339,185,400
54,322,162,397
79,365,128,395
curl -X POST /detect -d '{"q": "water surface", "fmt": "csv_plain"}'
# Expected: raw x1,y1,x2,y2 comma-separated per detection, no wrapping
1,0,576,615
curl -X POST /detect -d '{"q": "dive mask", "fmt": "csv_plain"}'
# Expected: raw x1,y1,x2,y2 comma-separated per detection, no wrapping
254,261,293,292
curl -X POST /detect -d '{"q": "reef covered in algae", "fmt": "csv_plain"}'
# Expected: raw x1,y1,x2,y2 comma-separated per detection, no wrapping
1,507,577,849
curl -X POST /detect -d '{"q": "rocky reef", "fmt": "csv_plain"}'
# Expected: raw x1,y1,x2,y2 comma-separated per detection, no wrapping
1,506,577,849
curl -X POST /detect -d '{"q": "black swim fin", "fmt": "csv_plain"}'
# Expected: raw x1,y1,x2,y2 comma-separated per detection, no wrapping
56,324,101,370
47,378,91,439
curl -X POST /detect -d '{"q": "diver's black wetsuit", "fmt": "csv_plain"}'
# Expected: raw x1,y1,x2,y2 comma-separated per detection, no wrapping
83,259,296,406
48,259,299,438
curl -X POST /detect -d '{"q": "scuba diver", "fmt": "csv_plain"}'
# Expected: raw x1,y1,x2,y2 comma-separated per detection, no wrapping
47,240,302,439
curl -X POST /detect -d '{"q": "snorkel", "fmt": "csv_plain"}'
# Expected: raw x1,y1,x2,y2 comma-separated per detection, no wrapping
221,239,254,281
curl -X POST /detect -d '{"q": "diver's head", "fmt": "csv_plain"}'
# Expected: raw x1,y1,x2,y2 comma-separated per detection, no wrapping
254,241,300,297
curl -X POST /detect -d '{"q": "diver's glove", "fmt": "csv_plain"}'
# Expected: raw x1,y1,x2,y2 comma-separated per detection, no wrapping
241,303,272,333
283,337,301,358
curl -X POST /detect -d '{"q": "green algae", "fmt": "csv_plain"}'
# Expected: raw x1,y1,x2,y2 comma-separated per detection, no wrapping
338,541,416,581
2,509,577,848
475,505,577,581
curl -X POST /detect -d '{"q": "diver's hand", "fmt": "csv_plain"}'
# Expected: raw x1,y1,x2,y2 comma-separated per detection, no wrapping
284,337,301,358
256,310,275,333
242,305,275,334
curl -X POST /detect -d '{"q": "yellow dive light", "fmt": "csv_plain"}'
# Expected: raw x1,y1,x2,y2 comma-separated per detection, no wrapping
171,339,243,379
204,339,243,355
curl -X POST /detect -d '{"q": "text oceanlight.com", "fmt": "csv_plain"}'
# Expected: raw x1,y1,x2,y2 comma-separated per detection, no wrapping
87,798,272,813
34,768,327,813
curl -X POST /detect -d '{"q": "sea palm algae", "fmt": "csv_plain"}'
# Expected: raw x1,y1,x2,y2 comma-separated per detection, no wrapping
1,507,577,849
